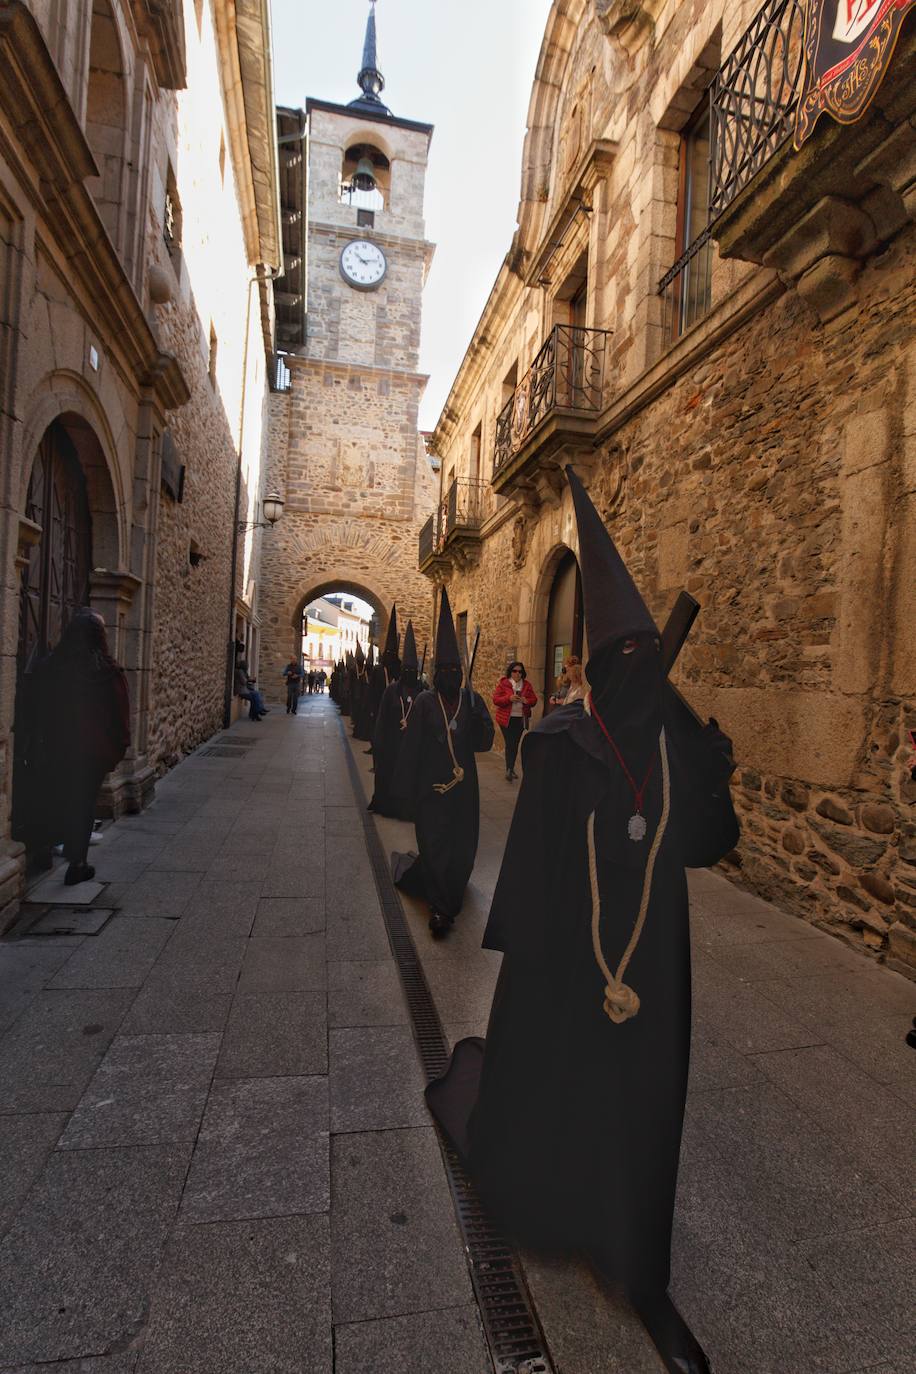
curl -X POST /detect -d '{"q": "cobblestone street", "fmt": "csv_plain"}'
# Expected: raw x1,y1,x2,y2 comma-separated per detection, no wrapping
0,694,912,1374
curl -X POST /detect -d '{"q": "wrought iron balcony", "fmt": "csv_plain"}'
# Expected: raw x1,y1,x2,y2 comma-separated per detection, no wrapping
492,325,610,491
418,513,438,571
441,478,485,546
708,0,805,222
418,479,487,574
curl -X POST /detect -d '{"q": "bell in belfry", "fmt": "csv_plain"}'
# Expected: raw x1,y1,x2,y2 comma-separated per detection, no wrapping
352,156,376,192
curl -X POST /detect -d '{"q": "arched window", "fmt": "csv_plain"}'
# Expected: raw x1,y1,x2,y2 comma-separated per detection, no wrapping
339,143,390,214
85,0,128,249
544,549,583,711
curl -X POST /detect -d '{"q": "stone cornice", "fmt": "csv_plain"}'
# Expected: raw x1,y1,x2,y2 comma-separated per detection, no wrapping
0,1,190,413
212,0,282,271
309,221,433,259
287,355,428,388
129,0,187,90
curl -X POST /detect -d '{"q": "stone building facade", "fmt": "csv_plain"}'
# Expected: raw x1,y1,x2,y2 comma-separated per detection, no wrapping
423,0,916,976
0,0,282,925
259,24,437,682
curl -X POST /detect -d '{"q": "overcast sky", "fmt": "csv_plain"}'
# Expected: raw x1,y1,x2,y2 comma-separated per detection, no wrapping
270,0,553,431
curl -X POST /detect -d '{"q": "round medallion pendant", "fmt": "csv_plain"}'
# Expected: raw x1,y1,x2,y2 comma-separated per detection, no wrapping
628,813,647,842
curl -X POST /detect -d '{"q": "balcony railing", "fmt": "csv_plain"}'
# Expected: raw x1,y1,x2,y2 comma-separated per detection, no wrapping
418,513,436,567
708,0,806,221
418,479,487,571
493,325,609,479
657,0,805,338
442,478,485,542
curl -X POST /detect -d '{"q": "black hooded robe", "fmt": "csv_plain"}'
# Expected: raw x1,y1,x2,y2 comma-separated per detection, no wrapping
392,688,495,919
426,697,738,1293
370,679,417,819
356,663,387,743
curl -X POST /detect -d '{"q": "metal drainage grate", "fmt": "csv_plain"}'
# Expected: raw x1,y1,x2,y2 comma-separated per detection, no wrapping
338,714,554,1374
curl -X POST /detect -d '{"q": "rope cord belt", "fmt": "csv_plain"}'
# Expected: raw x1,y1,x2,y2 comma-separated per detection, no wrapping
587,726,670,1024
432,692,465,794
399,691,414,730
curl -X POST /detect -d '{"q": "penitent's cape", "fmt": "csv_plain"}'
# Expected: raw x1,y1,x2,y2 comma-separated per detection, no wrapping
391,687,495,918
425,466,739,1293
427,696,738,1291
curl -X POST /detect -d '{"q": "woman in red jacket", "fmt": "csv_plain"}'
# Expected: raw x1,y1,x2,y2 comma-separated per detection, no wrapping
492,662,538,782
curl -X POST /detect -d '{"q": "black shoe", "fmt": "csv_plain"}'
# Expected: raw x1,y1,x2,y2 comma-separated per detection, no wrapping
429,912,453,939
65,862,96,886
631,1290,711,1374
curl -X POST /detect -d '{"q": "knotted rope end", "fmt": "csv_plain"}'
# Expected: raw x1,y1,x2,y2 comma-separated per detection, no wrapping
603,982,640,1023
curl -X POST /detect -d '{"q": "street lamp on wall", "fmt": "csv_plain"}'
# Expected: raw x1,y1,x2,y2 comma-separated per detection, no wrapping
237,493,285,534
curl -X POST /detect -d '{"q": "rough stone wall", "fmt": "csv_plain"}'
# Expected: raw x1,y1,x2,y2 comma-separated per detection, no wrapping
442,226,916,972
431,0,916,974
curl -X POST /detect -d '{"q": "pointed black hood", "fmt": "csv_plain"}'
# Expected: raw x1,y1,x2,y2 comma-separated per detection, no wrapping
355,641,365,670
401,620,418,671
434,587,461,669
566,466,657,656
367,643,375,671
382,604,398,664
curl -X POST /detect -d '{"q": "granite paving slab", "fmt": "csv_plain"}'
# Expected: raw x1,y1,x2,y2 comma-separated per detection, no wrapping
119,975,234,1036
180,1075,329,1223
7,1356,139,1373
800,1217,916,1336
237,933,327,992
0,988,135,1112
325,906,391,961
750,1044,916,1207
138,1214,331,1374
330,1127,472,1325
251,896,326,938
327,959,409,1027
333,1306,490,1374
329,1026,430,1132
518,1251,662,1373
49,917,175,990
107,871,203,919
28,870,104,905
0,1144,189,1367
148,935,246,990
168,879,261,942
0,1112,67,1236
59,1033,220,1150
215,991,327,1078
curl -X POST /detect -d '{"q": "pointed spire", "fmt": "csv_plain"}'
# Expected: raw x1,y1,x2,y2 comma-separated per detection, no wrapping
566,466,657,658
434,587,461,669
349,0,391,115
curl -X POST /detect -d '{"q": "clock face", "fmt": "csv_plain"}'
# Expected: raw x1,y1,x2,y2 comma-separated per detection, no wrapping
339,239,387,290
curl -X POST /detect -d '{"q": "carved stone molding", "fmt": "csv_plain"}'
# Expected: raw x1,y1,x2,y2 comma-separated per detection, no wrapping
762,195,878,324
129,0,186,90
594,0,655,54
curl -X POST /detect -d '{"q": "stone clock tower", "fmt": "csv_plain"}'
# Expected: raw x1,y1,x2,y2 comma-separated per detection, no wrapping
260,1,437,677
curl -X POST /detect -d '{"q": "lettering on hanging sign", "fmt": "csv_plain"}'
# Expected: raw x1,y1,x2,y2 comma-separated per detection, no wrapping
794,0,915,148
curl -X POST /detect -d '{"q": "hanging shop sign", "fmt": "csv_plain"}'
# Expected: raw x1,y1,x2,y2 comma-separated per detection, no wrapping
794,0,915,147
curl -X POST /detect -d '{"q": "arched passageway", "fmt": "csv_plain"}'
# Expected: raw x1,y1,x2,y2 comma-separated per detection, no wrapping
543,548,583,709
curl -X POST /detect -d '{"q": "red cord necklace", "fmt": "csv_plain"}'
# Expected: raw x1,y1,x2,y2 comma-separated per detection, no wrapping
588,693,656,842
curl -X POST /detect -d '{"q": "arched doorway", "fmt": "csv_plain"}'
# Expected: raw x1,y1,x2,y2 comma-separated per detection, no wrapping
544,548,583,712
17,421,93,669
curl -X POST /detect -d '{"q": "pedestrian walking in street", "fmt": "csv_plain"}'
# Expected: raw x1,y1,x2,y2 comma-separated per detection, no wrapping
370,618,420,819
30,609,131,886
234,660,267,720
492,661,537,781
391,588,494,938
425,469,739,1374
283,659,303,714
